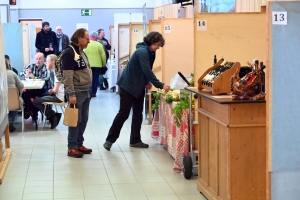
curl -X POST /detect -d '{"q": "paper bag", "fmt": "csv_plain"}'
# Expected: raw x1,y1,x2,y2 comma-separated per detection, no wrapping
63,104,78,127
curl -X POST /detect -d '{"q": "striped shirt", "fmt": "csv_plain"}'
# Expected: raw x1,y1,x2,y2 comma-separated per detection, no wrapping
25,63,53,89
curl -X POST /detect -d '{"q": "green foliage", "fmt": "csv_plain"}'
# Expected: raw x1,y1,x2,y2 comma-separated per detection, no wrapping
152,91,162,111
165,95,174,104
172,92,190,127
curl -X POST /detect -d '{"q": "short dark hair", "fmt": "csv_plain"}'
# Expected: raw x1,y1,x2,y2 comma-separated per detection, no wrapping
71,28,88,43
42,22,50,28
97,29,104,34
143,32,165,47
5,55,9,60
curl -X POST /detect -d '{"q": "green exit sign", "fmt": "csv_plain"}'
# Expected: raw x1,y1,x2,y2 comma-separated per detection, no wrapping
81,9,92,16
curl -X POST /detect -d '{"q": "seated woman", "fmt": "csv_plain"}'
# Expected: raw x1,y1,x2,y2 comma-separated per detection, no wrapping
6,59,24,132
33,54,64,129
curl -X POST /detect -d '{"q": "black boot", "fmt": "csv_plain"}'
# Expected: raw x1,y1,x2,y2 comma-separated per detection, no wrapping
99,85,106,90
103,78,109,89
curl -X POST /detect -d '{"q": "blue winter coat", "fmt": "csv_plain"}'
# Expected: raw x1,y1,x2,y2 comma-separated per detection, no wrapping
117,42,164,99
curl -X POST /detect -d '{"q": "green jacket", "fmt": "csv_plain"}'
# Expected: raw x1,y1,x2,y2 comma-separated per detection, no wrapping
117,42,164,99
84,40,106,67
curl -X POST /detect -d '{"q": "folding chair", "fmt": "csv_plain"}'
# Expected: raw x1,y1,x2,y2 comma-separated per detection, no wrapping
41,101,67,129
8,87,24,135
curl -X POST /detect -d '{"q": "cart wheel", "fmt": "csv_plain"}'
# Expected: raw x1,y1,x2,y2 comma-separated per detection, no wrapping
183,155,193,179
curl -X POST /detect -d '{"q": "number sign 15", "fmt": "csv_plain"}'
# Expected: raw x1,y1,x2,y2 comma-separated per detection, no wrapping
272,12,287,25
197,20,207,31
164,25,171,33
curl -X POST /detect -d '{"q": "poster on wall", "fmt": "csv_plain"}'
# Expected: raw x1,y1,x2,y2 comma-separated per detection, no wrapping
0,20,8,126
201,0,235,12
76,23,89,31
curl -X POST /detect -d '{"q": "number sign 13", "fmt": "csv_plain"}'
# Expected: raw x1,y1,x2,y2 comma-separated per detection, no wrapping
272,12,287,25
197,20,207,31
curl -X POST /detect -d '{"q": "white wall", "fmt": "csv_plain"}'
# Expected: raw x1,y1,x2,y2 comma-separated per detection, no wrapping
155,0,174,7
154,0,194,7
0,0,8,4
11,0,156,9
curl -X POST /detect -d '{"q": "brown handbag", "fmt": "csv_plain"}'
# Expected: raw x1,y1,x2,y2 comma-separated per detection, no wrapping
63,104,78,127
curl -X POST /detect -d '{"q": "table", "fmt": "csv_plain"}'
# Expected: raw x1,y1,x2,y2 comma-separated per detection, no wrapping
105,60,117,91
21,80,45,89
151,96,190,172
187,88,266,200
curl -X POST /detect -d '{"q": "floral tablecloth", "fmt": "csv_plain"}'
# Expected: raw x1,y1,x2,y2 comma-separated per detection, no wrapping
151,96,190,172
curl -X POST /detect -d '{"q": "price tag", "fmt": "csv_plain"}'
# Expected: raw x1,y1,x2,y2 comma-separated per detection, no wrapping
164,25,171,33
133,28,138,33
197,20,207,31
272,12,287,25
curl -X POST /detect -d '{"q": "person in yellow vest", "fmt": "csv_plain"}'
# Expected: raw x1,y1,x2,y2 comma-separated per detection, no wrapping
84,31,106,97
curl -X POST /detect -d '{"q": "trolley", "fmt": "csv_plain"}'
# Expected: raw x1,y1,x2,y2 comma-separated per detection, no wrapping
177,71,199,179
182,88,198,179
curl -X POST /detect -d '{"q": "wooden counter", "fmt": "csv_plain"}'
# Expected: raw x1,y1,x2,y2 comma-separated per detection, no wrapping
185,88,266,200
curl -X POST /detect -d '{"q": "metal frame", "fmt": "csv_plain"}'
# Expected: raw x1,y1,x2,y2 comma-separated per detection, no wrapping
188,91,198,176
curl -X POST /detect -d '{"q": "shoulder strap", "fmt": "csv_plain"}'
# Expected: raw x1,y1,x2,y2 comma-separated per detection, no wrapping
68,45,80,61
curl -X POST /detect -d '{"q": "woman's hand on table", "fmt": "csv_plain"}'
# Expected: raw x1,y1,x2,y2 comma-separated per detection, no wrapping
163,85,170,92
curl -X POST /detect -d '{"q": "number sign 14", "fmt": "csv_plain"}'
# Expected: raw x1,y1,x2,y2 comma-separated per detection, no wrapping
197,20,207,31
272,12,287,25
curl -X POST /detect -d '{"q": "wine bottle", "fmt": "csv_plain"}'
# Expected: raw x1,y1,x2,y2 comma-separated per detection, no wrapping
214,55,217,65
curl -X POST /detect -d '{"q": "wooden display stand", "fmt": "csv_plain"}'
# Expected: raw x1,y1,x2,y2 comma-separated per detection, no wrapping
195,90,266,200
198,60,241,95
161,18,194,84
129,22,149,57
0,123,12,185
194,12,267,87
149,20,162,85
118,23,130,65
109,25,115,59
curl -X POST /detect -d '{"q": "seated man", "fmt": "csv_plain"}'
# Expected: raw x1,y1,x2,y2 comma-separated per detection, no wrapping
33,54,64,129
22,52,53,120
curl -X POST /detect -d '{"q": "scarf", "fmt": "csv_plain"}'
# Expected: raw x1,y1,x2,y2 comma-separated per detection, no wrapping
56,33,63,52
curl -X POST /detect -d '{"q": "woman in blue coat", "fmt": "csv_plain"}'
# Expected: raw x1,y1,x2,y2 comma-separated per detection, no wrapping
103,32,170,150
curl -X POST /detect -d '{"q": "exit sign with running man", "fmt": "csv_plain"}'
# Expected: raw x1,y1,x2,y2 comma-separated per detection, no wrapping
81,9,92,16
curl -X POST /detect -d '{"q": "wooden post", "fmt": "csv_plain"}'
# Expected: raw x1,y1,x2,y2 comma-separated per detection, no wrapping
4,125,9,148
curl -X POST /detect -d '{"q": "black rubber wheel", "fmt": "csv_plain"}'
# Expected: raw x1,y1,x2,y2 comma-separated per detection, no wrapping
183,155,193,179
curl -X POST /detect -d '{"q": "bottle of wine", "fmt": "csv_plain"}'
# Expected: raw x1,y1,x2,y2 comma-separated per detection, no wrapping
214,55,217,65
260,62,266,92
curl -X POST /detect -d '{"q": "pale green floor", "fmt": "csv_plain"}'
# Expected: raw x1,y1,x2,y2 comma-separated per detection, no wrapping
0,89,206,200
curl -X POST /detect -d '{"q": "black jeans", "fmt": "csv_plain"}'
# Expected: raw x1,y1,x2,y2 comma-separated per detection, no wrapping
22,89,45,115
106,87,145,144
33,95,62,117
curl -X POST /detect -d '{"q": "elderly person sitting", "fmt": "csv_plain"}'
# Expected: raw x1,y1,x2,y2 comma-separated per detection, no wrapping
83,31,106,97
22,52,53,121
6,58,24,132
33,54,64,129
